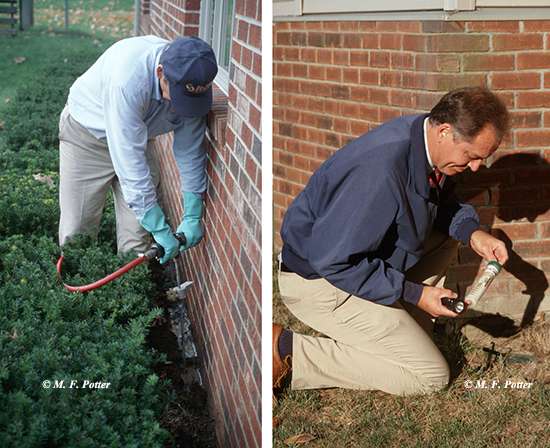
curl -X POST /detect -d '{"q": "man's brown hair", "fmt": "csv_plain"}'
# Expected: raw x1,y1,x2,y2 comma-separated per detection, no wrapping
428,86,511,143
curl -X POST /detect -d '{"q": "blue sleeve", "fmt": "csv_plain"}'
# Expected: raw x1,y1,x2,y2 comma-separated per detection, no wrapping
172,116,207,194
436,178,482,247
103,84,157,219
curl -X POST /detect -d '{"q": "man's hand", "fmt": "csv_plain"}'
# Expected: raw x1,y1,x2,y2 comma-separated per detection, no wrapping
470,230,509,265
177,191,204,251
417,285,462,318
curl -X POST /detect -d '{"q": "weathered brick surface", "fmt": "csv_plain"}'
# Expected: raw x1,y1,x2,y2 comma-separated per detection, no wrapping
141,2,261,447
273,19,550,325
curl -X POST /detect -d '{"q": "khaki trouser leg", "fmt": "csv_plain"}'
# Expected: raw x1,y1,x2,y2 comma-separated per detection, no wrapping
58,106,159,254
278,231,459,395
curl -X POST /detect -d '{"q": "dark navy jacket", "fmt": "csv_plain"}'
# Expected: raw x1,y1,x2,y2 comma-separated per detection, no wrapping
280,114,482,306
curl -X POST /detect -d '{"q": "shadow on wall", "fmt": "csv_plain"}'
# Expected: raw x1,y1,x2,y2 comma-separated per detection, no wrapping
451,152,550,337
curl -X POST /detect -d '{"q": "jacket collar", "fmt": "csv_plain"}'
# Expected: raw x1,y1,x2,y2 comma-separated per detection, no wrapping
411,113,438,202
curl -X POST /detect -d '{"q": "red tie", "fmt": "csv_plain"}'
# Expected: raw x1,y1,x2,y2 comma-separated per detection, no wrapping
429,168,443,188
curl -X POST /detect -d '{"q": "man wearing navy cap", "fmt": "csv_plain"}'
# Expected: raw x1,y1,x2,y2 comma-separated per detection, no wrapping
58,35,217,262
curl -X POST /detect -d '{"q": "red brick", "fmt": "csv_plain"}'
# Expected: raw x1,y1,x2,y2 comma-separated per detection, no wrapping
350,50,369,67
333,50,350,65
510,111,542,129
463,54,514,72
370,51,391,68
362,34,380,49
326,66,342,82
490,187,540,205
427,73,487,92
392,52,414,70
492,33,543,51
309,65,326,80
491,223,537,241
518,53,550,70
513,204,550,222
340,21,359,32
358,22,377,32
524,21,550,32
515,166,550,184
359,69,379,86
427,34,489,53
466,21,520,33
343,68,359,84
292,63,308,78
512,240,550,259
491,73,540,90
377,21,398,32
380,107,400,123
398,21,421,33
541,222,550,238
317,49,332,64
459,188,488,206
369,88,390,105
415,54,437,72
343,33,362,48
459,168,512,187
516,131,550,148
403,34,426,52
516,92,550,109
390,90,413,108
380,33,402,50
380,71,402,88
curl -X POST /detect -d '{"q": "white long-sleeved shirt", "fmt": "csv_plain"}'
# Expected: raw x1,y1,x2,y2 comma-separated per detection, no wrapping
68,35,208,218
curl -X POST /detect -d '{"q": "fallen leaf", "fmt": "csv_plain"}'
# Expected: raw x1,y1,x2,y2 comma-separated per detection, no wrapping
33,173,56,189
14,56,26,64
283,434,318,444
273,418,279,428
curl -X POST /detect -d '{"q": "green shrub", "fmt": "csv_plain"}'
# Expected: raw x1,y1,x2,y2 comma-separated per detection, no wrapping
0,47,171,448
0,140,59,174
0,235,170,447
0,171,59,239
2,52,100,153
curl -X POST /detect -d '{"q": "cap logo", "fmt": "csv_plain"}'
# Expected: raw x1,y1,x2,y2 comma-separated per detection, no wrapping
186,80,213,94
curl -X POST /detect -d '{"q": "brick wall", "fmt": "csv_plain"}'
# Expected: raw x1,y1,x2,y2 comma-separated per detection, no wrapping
141,1,262,447
273,20,550,328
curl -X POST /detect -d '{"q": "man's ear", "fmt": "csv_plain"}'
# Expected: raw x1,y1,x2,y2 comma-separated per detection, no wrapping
437,123,453,142
156,65,163,80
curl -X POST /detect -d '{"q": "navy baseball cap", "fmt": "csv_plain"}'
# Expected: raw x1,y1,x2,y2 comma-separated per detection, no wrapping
161,36,218,117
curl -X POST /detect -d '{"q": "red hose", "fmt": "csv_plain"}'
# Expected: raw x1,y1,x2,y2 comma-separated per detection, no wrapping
56,255,147,292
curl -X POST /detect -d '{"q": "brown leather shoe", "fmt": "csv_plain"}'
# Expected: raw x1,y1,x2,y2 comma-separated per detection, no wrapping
273,323,292,388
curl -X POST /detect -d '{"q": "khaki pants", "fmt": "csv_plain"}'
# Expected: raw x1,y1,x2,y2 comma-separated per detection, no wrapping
278,232,459,396
58,106,160,253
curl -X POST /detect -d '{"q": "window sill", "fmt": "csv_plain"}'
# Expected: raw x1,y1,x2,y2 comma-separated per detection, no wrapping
207,83,228,148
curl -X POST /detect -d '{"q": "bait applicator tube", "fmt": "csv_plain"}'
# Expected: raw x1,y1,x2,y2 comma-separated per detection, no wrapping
465,261,502,308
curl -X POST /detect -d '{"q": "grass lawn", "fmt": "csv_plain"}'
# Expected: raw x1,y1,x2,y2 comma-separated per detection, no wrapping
0,0,133,108
272,260,550,447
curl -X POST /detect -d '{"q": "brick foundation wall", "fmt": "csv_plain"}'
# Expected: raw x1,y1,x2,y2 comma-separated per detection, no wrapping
273,20,550,328
148,0,201,37
141,1,261,447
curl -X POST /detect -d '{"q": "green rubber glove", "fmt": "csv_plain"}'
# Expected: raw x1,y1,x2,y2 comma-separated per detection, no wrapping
177,191,204,251
140,203,179,264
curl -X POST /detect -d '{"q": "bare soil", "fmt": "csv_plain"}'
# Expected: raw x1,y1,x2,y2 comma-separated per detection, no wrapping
147,262,220,448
